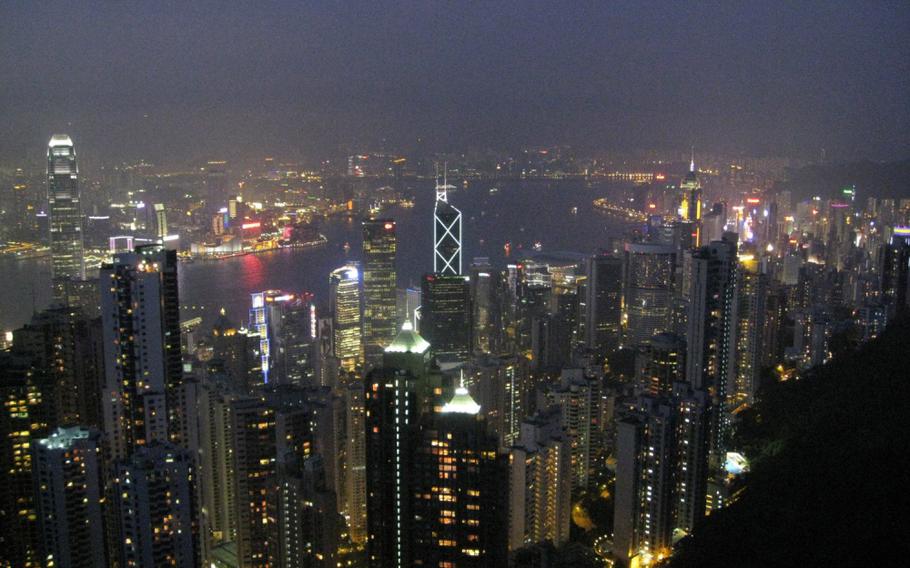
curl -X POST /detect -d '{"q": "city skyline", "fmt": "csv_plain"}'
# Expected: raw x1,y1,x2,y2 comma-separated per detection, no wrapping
1,3,908,568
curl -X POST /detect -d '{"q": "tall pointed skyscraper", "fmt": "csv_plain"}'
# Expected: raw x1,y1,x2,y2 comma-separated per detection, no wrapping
47,135,85,300
679,150,702,245
433,173,462,275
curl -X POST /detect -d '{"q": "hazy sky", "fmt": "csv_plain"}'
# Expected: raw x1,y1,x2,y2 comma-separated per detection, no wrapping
1,1,907,164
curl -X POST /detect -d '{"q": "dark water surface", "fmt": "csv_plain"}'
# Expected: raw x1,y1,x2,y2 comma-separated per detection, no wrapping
0,179,634,331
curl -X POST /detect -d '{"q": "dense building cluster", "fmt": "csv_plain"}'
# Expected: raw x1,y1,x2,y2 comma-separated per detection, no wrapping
1,136,908,568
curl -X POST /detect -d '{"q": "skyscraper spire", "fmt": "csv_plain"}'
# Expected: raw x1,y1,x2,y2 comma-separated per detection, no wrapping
690,146,696,173
435,161,448,202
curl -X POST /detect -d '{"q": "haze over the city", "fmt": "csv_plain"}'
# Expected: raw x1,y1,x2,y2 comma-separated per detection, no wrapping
1,1,908,164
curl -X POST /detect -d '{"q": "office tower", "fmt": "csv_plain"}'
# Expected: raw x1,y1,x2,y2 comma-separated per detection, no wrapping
13,306,105,430
538,369,601,491
508,409,572,550
470,258,499,354
100,244,183,462
330,264,363,372
409,388,509,567
154,203,168,238
362,219,398,365
584,253,623,356
733,254,767,408
679,157,702,244
275,455,338,568
249,290,317,386
635,332,686,397
530,312,572,371
0,352,50,568
701,203,727,246
47,135,85,299
421,273,471,361
686,234,739,466
623,242,677,347
9,168,29,238
111,443,198,568
364,323,447,567
33,427,107,568
205,161,228,207
433,178,463,275
613,385,709,566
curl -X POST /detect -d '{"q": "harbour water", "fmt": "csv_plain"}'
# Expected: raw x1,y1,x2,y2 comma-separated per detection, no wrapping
0,178,636,331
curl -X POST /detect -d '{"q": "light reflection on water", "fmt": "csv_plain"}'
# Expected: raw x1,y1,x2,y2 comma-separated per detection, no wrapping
1,179,634,330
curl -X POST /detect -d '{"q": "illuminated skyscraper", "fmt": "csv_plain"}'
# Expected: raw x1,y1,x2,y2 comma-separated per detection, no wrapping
733,254,766,409
100,244,183,461
433,179,462,275
364,323,443,567
679,155,702,244
153,203,168,238
362,219,398,365
33,427,107,568
47,135,85,299
409,387,508,566
330,264,363,372
249,290,317,386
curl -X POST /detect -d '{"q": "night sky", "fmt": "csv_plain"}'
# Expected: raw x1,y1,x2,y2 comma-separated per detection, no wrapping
1,1,907,164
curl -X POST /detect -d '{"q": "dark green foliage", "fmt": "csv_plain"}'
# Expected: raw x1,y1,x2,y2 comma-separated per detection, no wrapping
665,317,910,567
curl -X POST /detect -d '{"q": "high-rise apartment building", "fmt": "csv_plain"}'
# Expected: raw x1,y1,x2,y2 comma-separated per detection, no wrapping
733,254,766,408
100,245,183,461
508,409,572,551
613,384,709,567
47,135,85,300
33,427,107,568
537,369,601,491
0,352,50,568
13,306,104,430
111,443,198,568
686,234,739,465
362,219,398,365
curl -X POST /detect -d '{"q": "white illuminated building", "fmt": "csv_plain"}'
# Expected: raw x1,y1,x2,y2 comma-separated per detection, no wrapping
433,170,462,275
